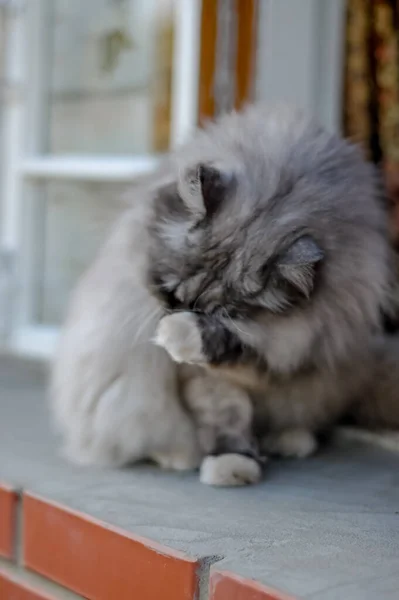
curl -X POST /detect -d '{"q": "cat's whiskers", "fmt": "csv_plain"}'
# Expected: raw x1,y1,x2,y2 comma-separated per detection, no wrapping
133,306,162,343
192,288,209,312
165,307,201,315
221,307,250,339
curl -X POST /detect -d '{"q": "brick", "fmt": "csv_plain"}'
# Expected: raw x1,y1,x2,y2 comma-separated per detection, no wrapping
23,493,200,600
0,570,56,600
209,570,296,600
0,483,18,559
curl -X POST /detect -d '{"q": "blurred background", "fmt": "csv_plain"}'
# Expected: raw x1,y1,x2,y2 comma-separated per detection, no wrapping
0,0,398,360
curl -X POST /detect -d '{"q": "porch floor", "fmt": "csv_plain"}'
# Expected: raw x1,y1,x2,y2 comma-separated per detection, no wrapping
0,355,398,599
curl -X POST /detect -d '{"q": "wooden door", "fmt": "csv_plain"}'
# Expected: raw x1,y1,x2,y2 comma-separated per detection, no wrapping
198,0,258,124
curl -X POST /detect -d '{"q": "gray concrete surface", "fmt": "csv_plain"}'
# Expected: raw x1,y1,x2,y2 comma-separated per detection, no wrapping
0,355,398,599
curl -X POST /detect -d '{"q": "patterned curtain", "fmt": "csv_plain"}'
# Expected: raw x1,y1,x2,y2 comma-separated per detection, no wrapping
344,0,399,241
344,1,399,329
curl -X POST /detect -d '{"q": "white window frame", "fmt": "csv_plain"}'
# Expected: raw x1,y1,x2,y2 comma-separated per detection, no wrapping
1,0,201,359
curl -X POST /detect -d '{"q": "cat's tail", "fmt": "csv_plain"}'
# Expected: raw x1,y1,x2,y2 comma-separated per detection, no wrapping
336,426,399,454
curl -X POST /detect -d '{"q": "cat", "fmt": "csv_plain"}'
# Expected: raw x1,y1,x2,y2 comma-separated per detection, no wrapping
51,104,397,486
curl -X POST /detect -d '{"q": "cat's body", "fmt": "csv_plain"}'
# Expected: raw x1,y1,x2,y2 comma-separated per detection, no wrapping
51,199,202,471
52,105,399,486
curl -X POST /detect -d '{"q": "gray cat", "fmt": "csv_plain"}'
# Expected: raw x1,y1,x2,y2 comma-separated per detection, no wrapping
51,105,399,486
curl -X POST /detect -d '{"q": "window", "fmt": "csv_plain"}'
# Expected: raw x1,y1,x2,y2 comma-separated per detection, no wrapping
1,0,342,359
0,0,201,357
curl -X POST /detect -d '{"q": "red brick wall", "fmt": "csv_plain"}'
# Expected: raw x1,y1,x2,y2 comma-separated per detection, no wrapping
0,483,294,600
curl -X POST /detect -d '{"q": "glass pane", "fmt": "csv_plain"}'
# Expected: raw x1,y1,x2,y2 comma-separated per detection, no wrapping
38,181,126,325
0,6,6,165
48,0,175,154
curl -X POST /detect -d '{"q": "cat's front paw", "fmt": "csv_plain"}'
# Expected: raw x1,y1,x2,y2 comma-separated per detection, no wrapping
154,312,205,364
200,454,263,487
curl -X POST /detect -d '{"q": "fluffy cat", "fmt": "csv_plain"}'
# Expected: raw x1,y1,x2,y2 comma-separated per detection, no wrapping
51,105,398,486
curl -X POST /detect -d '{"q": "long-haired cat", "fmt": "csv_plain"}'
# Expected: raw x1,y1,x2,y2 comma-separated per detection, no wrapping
51,105,399,486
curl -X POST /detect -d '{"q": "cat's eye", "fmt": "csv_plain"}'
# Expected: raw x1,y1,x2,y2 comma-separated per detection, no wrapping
160,287,181,310
258,262,274,285
161,281,187,309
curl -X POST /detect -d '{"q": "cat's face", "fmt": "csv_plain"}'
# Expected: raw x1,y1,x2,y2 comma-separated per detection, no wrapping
148,166,324,319
146,106,388,350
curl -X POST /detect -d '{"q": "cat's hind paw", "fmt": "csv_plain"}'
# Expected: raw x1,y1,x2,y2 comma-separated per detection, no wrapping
199,453,263,487
260,428,317,459
152,451,201,472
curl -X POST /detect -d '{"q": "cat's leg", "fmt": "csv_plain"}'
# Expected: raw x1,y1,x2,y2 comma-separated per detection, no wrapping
154,313,319,468
155,312,265,485
54,343,201,471
61,383,201,471
259,428,318,459
179,367,264,486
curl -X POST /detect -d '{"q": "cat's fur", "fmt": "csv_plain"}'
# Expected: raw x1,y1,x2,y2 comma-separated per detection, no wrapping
52,105,399,486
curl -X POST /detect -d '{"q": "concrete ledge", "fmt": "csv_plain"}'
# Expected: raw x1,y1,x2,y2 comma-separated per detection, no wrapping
1,356,399,599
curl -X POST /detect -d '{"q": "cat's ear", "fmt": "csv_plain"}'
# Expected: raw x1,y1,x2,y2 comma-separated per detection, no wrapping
178,162,234,219
276,236,324,299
